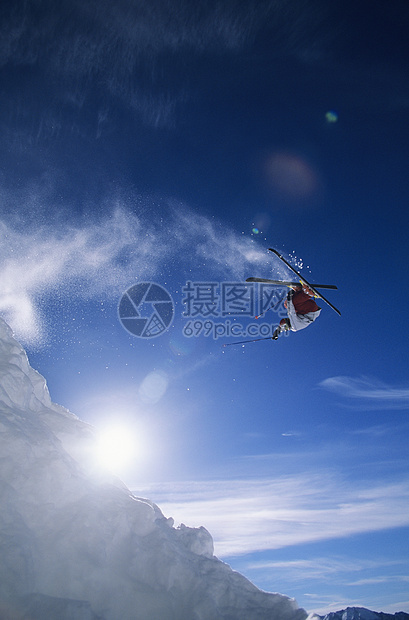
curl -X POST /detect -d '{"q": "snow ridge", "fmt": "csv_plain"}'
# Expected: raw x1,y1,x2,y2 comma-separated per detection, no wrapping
0,317,307,620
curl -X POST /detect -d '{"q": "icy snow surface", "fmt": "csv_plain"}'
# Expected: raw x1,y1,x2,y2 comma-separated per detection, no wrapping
0,317,308,620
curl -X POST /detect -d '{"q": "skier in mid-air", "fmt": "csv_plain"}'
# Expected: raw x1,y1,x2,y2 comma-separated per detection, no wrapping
272,283,321,339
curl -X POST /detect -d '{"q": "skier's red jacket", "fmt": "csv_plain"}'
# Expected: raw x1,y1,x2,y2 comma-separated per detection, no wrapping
291,290,320,315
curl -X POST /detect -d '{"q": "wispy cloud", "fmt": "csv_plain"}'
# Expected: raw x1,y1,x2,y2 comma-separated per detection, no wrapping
319,376,409,410
1,0,273,66
0,0,273,130
245,556,406,583
2,0,408,141
0,199,270,344
139,474,409,556
233,556,409,615
348,575,409,587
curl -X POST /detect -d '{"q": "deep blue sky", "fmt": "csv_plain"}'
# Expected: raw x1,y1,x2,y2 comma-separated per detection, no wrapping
1,0,409,614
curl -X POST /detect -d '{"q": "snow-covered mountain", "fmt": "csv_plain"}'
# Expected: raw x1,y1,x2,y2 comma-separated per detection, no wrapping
0,317,308,620
311,608,409,620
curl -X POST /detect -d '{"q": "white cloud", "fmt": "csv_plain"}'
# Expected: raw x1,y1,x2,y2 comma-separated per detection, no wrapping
319,376,409,410
138,474,409,557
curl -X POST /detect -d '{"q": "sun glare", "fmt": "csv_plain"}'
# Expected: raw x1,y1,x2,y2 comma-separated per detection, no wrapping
95,425,138,474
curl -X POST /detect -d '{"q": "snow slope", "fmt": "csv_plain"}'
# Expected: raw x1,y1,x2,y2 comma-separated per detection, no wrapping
0,317,308,620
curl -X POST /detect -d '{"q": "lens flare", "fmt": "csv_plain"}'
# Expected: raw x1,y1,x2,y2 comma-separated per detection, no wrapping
263,153,318,200
139,370,168,404
325,110,338,123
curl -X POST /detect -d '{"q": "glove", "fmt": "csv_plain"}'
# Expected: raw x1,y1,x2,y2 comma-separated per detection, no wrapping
272,328,280,340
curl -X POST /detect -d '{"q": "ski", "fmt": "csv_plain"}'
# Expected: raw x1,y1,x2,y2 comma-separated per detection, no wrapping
268,248,341,316
245,277,337,290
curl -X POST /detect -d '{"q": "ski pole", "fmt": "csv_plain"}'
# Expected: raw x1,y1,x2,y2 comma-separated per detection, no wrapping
254,291,287,320
222,336,276,346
